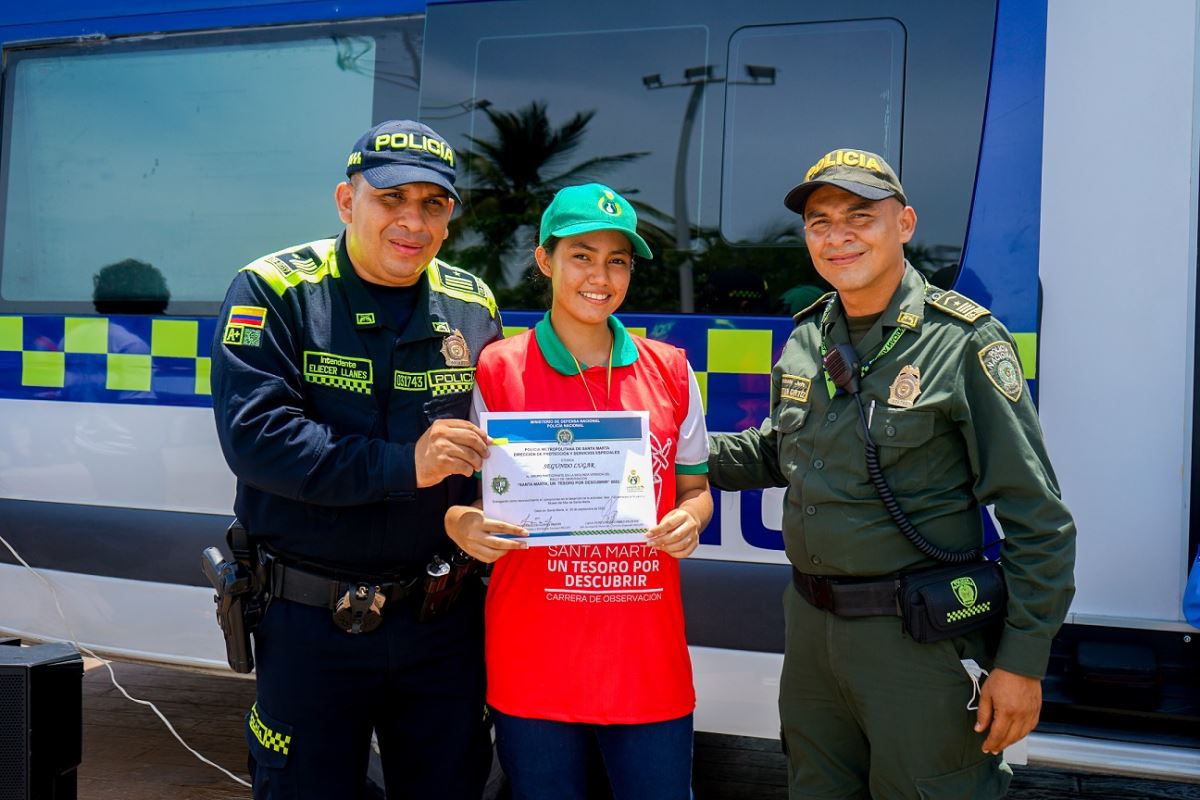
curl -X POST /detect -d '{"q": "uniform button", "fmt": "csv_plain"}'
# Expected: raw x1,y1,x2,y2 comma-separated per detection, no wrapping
805,505,817,516
885,425,896,437
813,459,824,469
826,412,838,422
810,555,822,566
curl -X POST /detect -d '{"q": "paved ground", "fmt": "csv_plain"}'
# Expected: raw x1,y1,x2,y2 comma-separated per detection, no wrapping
73,659,1200,799
79,658,253,800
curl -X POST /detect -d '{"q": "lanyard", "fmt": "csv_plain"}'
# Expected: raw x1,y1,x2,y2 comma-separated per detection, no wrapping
568,337,614,412
818,298,906,399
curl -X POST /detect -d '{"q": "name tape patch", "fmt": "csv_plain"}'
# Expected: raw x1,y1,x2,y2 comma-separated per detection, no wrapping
780,374,812,403
304,351,372,395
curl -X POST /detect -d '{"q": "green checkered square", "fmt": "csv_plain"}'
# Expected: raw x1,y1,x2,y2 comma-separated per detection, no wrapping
151,319,199,358
707,329,773,374
64,317,108,354
0,316,21,351
195,357,212,395
22,351,65,387
107,353,152,392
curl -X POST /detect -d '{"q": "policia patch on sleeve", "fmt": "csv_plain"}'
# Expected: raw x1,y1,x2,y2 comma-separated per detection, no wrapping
977,341,1023,402
223,305,267,347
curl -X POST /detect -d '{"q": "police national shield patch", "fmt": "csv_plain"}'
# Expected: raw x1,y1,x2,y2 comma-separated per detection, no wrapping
977,341,1023,402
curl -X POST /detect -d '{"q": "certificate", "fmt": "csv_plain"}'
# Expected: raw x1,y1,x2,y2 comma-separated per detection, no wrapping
480,411,657,546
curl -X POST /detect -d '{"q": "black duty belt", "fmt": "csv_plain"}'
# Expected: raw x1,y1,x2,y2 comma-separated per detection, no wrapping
263,554,421,611
792,568,901,617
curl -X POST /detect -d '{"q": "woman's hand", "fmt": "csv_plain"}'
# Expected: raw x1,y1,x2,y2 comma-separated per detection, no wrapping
445,504,528,563
646,475,712,559
646,508,701,559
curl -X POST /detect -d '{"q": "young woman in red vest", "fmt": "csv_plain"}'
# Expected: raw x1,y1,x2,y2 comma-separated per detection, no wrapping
444,183,712,799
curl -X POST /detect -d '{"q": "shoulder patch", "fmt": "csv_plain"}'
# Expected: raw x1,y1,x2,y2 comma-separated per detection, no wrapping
926,289,990,323
977,340,1023,402
241,239,339,296
427,260,498,318
792,291,836,322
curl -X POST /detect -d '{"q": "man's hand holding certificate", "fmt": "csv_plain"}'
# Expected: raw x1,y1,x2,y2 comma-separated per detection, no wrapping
481,411,657,546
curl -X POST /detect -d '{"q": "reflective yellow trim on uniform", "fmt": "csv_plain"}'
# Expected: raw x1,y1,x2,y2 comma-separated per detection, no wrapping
22,351,64,387
248,703,292,756
708,329,773,374
0,316,21,350
64,317,108,354
152,319,199,358
240,239,340,296
107,354,152,392
427,259,497,318
1010,332,1037,379
194,357,212,395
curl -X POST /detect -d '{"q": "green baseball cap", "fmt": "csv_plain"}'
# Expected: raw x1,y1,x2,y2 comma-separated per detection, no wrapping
539,183,653,259
783,148,906,214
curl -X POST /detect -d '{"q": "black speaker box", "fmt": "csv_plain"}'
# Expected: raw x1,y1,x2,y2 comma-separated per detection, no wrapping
0,642,83,800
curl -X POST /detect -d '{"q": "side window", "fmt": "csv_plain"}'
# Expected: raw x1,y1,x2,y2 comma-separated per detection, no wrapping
0,19,423,314
721,21,904,243
425,25,711,313
717,20,904,315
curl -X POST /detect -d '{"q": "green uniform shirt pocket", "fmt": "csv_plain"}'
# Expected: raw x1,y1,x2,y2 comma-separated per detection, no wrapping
774,404,810,480
775,403,810,434
869,408,936,495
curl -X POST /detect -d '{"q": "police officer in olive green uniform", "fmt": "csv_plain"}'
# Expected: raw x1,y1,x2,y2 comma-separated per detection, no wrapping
708,149,1076,800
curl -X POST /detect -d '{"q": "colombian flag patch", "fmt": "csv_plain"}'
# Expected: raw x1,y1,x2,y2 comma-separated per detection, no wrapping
228,305,267,328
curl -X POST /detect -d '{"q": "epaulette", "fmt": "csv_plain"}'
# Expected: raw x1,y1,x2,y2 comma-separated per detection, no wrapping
241,239,338,296
925,288,990,324
792,291,835,323
427,260,498,318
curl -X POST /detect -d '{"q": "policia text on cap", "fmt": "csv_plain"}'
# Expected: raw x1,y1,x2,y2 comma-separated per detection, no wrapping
207,120,502,800
707,149,1076,800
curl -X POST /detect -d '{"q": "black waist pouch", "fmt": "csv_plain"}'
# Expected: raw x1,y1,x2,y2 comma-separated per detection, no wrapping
899,560,1007,643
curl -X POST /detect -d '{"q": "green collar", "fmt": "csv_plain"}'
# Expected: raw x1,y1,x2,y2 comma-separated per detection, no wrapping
819,261,928,348
534,310,639,375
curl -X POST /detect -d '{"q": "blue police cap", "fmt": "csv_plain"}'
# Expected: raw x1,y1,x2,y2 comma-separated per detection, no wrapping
345,120,460,203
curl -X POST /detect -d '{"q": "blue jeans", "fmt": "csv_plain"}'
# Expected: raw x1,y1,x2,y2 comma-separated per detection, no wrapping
492,709,694,800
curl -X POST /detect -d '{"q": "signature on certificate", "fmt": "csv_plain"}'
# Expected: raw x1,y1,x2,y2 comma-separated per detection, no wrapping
520,512,564,530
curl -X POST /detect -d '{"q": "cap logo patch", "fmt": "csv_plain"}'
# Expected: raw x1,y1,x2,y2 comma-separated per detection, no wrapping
805,149,883,181
347,151,363,167
372,132,455,167
598,190,622,217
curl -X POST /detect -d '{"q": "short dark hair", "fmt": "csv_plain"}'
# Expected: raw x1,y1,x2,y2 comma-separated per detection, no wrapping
92,259,169,314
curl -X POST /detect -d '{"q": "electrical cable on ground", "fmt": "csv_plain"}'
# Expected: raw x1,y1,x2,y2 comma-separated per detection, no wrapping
0,532,252,789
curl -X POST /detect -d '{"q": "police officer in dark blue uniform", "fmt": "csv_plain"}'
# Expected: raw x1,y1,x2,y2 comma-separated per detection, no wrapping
211,120,502,799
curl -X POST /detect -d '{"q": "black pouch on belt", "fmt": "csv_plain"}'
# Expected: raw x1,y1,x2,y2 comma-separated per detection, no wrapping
899,560,1007,644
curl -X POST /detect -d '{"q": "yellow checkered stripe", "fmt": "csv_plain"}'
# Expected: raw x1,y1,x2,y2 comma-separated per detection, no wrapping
431,379,473,396
0,315,212,395
304,372,371,395
945,601,992,624
248,704,292,756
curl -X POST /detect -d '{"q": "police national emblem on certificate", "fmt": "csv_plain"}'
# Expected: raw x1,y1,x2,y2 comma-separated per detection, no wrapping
480,411,658,546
